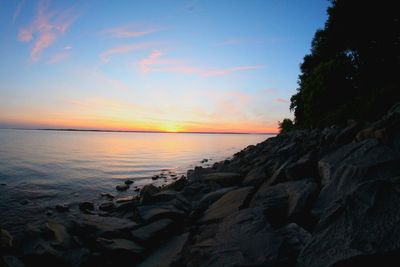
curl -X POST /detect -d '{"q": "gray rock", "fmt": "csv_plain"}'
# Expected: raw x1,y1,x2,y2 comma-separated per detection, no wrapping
96,237,144,264
242,166,267,186
45,220,71,248
186,208,310,267
131,219,175,246
163,176,188,191
100,193,115,199
201,172,243,186
55,204,69,212
115,196,135,203
200,186,253,223
137,233,189,267
125,179,134,185
136,205,186,223
0,228,13,249
140,184,161,204
99,202,116,212
70,214,138,239
250,179,318,228
298,177,400,267
116,184,129,191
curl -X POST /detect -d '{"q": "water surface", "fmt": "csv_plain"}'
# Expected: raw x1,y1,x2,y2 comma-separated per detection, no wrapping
0,129,271,233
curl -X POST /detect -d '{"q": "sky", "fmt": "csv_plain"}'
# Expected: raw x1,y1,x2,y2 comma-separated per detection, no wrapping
0,0,329,133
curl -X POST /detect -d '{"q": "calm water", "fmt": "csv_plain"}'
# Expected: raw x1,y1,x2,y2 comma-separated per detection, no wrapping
0,129,271,233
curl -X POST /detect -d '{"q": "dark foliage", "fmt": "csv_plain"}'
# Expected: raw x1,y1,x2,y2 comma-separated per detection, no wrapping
278,118,294,133
290,0,400,128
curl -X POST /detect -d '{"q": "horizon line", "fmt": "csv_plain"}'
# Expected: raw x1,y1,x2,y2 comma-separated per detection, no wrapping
1,127,277,135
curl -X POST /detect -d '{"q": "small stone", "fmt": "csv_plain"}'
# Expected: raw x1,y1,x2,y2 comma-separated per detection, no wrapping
79,202,95,211
116,184,129,191
125,179,134,185
152,175,160,180
134,188,140,192
55,204,69,212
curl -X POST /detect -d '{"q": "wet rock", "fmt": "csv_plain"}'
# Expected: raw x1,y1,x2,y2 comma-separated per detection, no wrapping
115,196,135,203
100,193,115,200
125,179,134,185
137,233,189,267
151,175,160,180
201,172,243,187
45,220,71,248
99,202,116,212
0,228,13,249
298,177,400,267
55,204,69,213
131,218,175,246
163,177,188,191
200,186,253,223
116,184,129,191
79,202,95,212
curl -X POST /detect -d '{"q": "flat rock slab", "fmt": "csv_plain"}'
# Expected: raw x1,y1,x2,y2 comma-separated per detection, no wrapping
137,233,189,267
131,219,175,245
136,205,186,223
200,186,253,223
70,214,138,239
202,172,243,186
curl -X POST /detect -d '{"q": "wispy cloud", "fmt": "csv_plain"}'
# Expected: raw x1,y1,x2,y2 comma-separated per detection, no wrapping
138,50,263,77
48,51,69,64
100,24,161,38
17,1,78,62
12,0,24,23
100,42,157,63
276,98,289,103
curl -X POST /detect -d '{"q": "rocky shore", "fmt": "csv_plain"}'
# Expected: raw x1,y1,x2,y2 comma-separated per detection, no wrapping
2,103,400,267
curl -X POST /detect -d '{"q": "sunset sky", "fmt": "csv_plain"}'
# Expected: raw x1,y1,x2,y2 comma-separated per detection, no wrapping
0,0,329,133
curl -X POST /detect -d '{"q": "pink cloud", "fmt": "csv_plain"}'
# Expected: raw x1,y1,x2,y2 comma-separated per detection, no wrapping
138,50,263,77
276,98,289,103
48,51,69,64
101,24,161,38
17,1,78,62
100,42,157,63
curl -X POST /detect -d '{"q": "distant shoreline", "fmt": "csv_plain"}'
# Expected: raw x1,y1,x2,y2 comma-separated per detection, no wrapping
0,127,276,135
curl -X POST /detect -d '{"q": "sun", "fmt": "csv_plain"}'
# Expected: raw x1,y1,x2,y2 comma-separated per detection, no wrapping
160,123,183,133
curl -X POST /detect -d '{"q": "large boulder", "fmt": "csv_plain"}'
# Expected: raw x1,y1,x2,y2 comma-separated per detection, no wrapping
199,186,253,223
201,172,243,187
135,205,186,223
314,139,400,217
250,179,318,228
140,184,161,204
131,219,176,246
298,177,400,267
185,208,310,267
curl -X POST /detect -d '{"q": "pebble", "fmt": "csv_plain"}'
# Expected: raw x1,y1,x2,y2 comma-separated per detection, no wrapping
116,184,129,191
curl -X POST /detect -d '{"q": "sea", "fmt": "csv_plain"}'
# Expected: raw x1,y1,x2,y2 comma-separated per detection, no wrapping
0,129,272,234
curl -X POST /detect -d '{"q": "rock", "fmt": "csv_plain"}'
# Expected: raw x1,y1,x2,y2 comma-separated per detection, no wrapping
284,152,318,181
100,193,115,199
200,186,253,223
163,177,188,191
250,179,318,228
79,201,95,212
116,184,129,191
298,177,400,267
125,179,134,185
136,205,186,223
137,233,189,267
131,219,175,246
0,228,13,249
186,208,310,267
314,139,400,217
242,166,267,186
201,172,243,186
96,238,144,264
55,204,69,212
140,184,161,204
0,183,6,186
99,202,116,212
22,239,65,266
115,196,135,203
2,255,25,267
145,190,180,203
152,175,160,180
19,199,29,205
45,220,71,248
70,214,138,240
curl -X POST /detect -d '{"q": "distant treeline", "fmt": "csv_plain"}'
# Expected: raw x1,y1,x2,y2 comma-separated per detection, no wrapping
280,0,400,132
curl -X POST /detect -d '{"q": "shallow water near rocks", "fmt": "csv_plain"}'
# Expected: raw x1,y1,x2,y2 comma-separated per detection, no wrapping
0,129,271,234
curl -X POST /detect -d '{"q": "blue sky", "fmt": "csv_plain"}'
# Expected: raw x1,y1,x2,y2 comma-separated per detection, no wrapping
0,0,329,133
